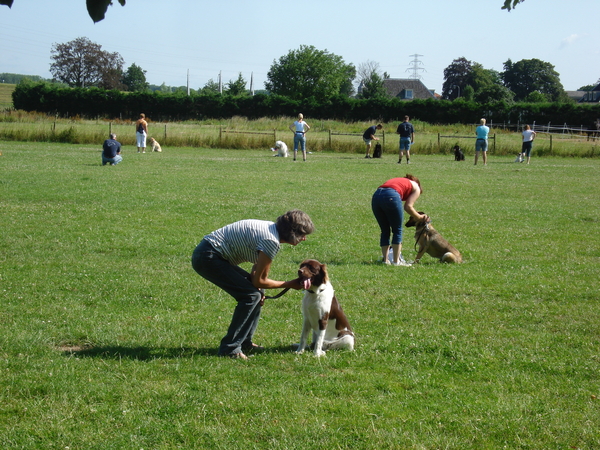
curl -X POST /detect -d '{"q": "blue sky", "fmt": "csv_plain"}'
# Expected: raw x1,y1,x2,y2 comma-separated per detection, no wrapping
1,0,598,93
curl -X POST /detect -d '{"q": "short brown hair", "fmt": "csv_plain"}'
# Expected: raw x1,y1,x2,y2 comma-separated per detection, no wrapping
276,210,315,244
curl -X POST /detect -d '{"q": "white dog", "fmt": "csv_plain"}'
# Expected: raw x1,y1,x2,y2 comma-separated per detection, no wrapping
296,259,355,357
271,140,288,157
149,137,162,152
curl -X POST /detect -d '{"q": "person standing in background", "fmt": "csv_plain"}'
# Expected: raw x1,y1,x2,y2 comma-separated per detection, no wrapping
396,116,415,164
135,113,148,153
520,124,537,164
289,113,310,161
474,118,489,166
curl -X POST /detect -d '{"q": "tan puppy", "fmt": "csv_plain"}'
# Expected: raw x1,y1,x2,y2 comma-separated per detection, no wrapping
405,212,463,263
149,137,162,152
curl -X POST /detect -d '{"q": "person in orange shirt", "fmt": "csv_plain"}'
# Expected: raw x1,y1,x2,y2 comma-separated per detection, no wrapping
135,113,148,153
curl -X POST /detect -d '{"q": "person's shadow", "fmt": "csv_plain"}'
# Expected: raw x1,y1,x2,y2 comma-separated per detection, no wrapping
62,344,295,360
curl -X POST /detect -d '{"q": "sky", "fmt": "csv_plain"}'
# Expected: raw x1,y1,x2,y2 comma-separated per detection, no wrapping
1,0,599,94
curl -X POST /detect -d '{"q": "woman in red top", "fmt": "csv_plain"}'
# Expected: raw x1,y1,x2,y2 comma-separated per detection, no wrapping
371,174,427,266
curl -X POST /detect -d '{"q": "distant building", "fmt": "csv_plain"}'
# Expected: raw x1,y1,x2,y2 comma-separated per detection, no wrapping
578,83,600,103
382,78,436,100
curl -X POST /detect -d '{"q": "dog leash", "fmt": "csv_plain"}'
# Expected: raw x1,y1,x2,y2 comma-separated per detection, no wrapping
263,287,291,299
414,220,431,251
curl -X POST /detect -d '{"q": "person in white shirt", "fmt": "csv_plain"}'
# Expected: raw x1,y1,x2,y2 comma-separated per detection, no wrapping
288,113,310,161
192,210,315,359
520,124,537,164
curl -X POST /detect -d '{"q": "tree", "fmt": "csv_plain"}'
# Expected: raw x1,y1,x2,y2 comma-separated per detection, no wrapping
579,79,600,91
356,61,387,99
226,73,247,96
122,63,149,92
502,0,525,10
50,37,124,89
502,58,566,102
265,45,356,101
470,65,514,104
200,79,220,94
442,57,473,100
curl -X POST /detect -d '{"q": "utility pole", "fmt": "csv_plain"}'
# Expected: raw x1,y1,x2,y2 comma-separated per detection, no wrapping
406,54,425,80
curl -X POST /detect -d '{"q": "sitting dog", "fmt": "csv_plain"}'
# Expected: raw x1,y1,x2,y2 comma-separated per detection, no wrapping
149,137,162,152
296,259,355,357
405,212,463,263
271,140,288,157
453,145,465,161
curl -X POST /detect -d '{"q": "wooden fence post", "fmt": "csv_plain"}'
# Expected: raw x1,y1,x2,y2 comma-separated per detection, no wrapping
164,124,167,144
329,130,331,149
437,133,440,150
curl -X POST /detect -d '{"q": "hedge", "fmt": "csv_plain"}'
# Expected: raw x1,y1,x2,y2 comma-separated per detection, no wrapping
11,81,600,127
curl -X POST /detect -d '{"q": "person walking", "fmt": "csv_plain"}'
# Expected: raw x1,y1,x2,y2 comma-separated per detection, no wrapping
520,124,537,164
474,118,490,165
371,175,426,266
192,210,315,359
289,113,310,161
101,133,123,165
396,116,414,164
135,113,148,153
363,124,383,158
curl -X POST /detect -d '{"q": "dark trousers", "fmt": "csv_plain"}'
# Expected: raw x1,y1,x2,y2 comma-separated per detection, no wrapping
192,239,263,356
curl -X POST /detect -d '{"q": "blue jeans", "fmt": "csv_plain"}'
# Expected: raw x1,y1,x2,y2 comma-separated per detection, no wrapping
371,187,404,246
102,154,123,165
192,239,263,356
293,133,306,152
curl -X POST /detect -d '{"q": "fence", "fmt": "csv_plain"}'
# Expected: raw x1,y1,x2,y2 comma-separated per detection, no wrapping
437,133,496,152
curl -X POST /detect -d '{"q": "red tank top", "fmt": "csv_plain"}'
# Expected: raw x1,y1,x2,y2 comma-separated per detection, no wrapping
379,177,413,200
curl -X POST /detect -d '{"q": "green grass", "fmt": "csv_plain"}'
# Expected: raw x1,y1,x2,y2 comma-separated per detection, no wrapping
1,112,599,157
1,142,599,449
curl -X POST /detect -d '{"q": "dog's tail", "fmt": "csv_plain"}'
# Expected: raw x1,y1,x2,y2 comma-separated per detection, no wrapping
442,252,459,263
322,333,355,351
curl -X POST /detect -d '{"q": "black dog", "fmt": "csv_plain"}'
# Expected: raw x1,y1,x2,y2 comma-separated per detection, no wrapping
453,145,465,161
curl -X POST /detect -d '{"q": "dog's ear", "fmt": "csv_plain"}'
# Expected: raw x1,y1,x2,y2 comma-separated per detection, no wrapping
319,262,329,284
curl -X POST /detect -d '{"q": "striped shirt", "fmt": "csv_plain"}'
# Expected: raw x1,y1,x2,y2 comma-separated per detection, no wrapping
203,219,280,265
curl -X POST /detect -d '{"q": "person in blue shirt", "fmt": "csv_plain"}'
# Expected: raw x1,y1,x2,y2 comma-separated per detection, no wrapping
363,124,383,158
102,133,123,165
396,116,415,164
474,118,490,166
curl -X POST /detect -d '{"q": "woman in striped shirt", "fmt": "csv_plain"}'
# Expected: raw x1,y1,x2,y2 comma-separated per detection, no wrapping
192,210,315,359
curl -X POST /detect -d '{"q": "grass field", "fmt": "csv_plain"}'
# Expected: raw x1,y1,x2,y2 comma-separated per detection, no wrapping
1,142,599,449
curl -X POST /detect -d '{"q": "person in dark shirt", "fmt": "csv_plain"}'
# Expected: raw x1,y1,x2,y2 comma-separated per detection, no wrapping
102,133,123,165
363,124,383,158
396,116,415,164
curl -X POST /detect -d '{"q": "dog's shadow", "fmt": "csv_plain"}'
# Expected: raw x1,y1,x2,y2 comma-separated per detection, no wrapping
60,344,297,360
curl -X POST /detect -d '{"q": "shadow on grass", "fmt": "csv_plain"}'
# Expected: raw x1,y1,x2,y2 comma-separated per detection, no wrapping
60,344,296,360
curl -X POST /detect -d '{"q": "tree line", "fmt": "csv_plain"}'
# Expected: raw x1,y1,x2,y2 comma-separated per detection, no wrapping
12,80,600,128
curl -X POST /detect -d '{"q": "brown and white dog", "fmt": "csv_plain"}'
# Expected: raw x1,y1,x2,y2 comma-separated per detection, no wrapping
149,137,162,152
296,259,355,357
405,212,463,263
